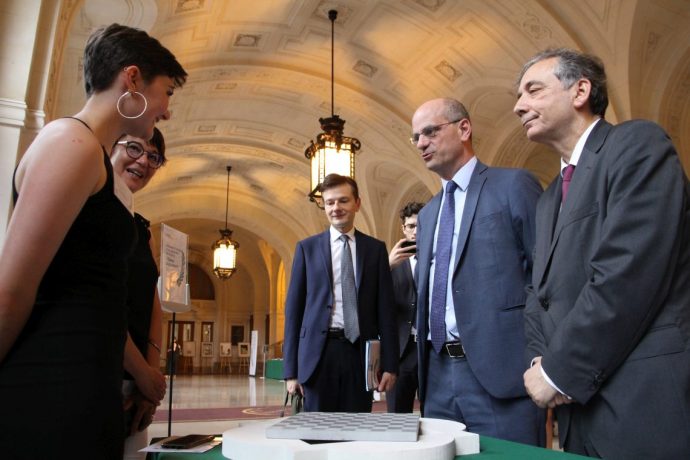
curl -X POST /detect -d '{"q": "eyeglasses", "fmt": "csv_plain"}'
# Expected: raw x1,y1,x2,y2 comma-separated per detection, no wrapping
409,119,462,145
403,224,417,231
116,141,165,169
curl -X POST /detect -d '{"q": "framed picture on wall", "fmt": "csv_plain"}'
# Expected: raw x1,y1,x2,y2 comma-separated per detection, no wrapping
220,342,232,357
238,342,250,357
201,342,213,358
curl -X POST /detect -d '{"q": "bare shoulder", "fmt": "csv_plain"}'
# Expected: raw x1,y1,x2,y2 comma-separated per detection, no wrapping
17,118,104,191
29,118,102,160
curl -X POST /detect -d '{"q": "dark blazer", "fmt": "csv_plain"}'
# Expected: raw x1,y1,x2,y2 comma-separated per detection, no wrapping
283,229,399,384
525,120,690,458
391,259,416,356
416,160,542,403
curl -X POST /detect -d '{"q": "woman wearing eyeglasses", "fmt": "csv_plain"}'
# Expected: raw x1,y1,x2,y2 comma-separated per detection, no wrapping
0,24,186,459
112,128,167,460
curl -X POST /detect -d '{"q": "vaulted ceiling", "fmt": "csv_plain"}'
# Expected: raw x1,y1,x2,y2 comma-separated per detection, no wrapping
49,0,690,284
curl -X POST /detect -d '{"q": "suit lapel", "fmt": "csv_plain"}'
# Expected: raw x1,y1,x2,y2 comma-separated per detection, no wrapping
354,230,364,290
532,180,560,288
417,192,442,338
318,230,333,287
537,120,612,288
403,258,415,288
453,161,487,274
550,120,611,251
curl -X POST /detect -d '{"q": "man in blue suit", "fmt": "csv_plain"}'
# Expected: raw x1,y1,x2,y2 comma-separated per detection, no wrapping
283,174,398,412
411,98,544,444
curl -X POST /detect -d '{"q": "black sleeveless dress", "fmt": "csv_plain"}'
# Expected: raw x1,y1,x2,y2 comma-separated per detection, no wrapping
125,213,159,377
0,149,136,459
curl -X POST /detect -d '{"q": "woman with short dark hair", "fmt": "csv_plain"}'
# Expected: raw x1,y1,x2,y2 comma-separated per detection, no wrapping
0,24,186,459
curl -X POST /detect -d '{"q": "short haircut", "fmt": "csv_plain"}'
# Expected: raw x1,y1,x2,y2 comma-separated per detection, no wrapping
517,48,608,117
441,98,471,123
112,126,167,165
399,201,425,222
149,127,166,163
83,23,187,97
319,174,359,201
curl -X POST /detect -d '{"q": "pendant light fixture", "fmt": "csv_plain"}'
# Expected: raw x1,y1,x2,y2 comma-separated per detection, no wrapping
212,165,239,280
304,9,361,208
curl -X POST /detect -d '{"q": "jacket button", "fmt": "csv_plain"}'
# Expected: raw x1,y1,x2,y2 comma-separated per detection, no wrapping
540,299,549,310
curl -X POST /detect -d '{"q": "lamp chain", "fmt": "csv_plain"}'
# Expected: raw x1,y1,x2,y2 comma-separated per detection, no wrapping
224,165,231,229
329,9,337,117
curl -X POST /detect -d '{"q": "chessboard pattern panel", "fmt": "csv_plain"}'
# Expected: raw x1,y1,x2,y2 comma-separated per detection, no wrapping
265,412,420,442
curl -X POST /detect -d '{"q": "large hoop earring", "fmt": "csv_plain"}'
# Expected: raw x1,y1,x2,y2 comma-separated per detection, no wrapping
117,91,148,119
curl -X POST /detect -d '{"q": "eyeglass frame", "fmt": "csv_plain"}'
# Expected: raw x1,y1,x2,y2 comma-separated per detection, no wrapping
116,140,165,169
409,119,463,145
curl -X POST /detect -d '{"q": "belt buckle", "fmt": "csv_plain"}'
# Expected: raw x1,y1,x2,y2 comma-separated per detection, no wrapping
444,342,465,358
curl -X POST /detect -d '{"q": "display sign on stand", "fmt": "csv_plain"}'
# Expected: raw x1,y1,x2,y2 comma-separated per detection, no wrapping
249,330,259,377
159,223,190,437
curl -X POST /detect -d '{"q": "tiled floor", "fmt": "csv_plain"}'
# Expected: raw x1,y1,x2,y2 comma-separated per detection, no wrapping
149,374,288,440
163,374,287,409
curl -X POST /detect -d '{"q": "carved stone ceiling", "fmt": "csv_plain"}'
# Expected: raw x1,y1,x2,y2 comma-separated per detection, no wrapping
55,0,690,274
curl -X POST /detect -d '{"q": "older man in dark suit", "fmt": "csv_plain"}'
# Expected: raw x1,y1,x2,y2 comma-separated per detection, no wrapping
412,97,544,445
515,48,690,458
283,174,398,412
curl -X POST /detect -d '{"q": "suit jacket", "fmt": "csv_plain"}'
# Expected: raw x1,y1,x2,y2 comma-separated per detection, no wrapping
416,160,542,404
391,258,417,356
283,229,399,384
525,120,690,457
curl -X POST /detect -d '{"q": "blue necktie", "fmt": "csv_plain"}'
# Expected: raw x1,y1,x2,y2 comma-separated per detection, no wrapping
340,234,359,343
430,181,457,353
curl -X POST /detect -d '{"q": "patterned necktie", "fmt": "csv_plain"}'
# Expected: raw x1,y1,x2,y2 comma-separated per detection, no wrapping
430,181,457,353
561,164,576,204
340,234,359,343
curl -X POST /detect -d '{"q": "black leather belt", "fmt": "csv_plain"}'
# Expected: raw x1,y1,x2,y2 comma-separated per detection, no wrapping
439,340,466,358
327,328,345,339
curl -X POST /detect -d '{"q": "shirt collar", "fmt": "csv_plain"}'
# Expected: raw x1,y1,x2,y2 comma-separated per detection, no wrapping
330,226,355,243
561,118,601,174
442,155,477,192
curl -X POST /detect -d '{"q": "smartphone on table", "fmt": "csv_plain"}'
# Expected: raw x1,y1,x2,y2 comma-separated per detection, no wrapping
161,434,215,449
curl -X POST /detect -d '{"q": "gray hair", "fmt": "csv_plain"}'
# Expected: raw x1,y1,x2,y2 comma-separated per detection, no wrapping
517,48,608,117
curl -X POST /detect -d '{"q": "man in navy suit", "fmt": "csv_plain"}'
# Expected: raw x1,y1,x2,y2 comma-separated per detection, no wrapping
515,48,690,458
283,174,398,412
386,201,425,413
412,98,544,444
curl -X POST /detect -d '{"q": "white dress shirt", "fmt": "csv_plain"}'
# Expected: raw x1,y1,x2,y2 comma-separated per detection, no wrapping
427,156,477,341
329,226,357,329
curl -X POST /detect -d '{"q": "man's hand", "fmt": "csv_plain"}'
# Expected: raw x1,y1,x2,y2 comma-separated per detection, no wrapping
524,357,570,408
287,378,303,396
378,372,397,392
389,238,414,269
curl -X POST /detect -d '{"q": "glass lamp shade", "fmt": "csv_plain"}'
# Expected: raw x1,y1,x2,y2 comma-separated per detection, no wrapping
305,115,360,206
212,229,239,280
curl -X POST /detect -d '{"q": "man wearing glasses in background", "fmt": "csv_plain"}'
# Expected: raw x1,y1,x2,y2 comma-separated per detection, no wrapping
386,201,425,413
411,98,544,445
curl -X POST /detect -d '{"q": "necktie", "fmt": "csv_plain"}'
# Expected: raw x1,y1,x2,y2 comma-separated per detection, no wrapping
561,164,576,204
430,181,457,353
340,234,359,343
